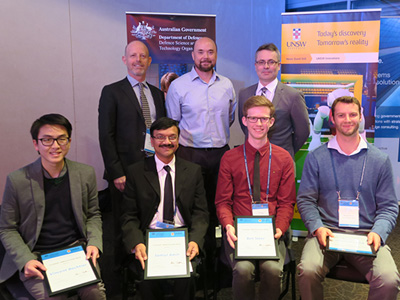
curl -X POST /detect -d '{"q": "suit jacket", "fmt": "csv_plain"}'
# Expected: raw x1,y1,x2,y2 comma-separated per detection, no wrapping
0,158,102,282
238,82,310,158
98,77,166,181
121,156,209,254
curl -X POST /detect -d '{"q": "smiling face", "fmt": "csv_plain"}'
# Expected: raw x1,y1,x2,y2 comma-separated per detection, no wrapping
192,37,217,73
151,126,179,164
331,102,361,138
33,124,71,171
242,106,275,145
122,41,152,81
255,50,281,86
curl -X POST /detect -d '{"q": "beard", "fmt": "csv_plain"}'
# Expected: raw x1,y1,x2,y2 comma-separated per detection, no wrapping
337,123,360,137
195,60,215,72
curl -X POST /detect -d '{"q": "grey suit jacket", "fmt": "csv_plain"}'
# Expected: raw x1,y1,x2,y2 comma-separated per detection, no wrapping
0,158,102,282
121,156,209,254
238,82,310,158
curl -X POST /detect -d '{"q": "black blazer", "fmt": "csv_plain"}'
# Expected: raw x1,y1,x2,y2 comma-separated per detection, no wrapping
98,77,166,181
120,156,209,254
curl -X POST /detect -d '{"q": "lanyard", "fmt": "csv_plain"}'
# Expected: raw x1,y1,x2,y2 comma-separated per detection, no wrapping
243,143,272,203
329,148,368,200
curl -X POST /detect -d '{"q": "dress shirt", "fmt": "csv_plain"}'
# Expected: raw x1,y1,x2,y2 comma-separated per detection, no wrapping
256,78,278,102
327,135,368,156
215,140,296,234
166,67,237,148
149,155,185,228
127,75,157,123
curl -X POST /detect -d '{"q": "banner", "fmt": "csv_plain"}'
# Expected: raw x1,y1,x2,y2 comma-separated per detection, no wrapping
126,13,216,63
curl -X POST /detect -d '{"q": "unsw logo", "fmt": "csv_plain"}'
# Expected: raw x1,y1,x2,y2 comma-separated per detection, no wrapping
130,21,157,40
286,28,307,48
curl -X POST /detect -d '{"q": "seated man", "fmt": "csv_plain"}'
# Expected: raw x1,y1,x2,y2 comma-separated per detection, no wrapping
0,114,105,299
215,96,296,300
297,96,400,300
121,117,209,300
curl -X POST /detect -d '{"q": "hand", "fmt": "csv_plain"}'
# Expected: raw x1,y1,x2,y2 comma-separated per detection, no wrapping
134,243,147,270
114,176,126,192
86,245,100,267
274,228,283,239
367,232,381,252
314,227,334,247
226,224,237,249
24,260,46,280
186,242,199,261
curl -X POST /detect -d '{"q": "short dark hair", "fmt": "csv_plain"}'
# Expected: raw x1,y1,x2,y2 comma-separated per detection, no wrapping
243,95,276,118
331,96,361,117
30,114,72,140
255,43,281,62
150,117,180,137
160,72,179,93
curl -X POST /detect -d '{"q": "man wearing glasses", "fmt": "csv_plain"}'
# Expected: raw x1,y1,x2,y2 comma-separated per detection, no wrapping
0,114,105,299
238,43,309,159
216,96,296,300
121,117,208,300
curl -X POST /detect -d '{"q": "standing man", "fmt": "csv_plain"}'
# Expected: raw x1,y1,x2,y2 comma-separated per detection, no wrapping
0,114,105,299
215,96,296,300
98,40,166,269
121,117,209,300
297,96,400,300
166,37,236,245
239,43,309,158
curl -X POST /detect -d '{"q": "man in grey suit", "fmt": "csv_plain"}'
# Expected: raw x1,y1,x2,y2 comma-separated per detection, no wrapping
121,117,209,300
238,43,309,158
0,114,105,300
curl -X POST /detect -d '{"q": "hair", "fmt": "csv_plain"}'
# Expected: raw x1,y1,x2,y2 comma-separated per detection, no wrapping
160,72,179,93
150,117,180,137
331,96,361,117
243,96,276,117
30,114,72,140
255,43,281,62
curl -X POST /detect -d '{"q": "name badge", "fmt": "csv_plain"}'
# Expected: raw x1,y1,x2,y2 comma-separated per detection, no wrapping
338,199,359,228
252,203,269,216
144,129,155,154
155,221,175,229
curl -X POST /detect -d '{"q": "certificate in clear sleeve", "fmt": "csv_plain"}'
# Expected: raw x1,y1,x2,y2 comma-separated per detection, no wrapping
234,216,279,260
145,228,190,280
39,244,100,296
326,231,376,256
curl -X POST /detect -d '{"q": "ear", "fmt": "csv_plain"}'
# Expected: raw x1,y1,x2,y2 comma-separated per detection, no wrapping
150,137,155,148
269,117,275,127
191,51,195,61
122,55,127,65
147,56,152,66
242,116,248,127
33,139,40,154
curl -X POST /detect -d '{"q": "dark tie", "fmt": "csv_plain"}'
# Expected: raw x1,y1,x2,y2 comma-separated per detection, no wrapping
261,87,270,101
163,165,174,223
253,151,261,202
139,82,152,128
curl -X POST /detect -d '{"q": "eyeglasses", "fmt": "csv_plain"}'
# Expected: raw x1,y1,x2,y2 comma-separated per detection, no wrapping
255,60,279,67
246,116,271,123
38,137,70,146
152,135,178,142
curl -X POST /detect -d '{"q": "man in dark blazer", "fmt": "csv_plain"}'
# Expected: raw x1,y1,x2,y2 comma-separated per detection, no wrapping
0,114,105,299
121,117,209,300
98,40,166,270
238,43,309,159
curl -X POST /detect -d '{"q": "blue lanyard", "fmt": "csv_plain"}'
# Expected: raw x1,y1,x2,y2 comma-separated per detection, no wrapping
329,147,368,201
243,143,272,203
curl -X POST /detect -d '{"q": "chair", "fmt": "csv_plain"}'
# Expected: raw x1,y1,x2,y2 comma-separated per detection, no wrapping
326,258,368,283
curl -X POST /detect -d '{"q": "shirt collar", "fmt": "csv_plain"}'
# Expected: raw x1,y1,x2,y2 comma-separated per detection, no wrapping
42,160,68,179
127,75,148,88
256,78,278,95
154,154,176,173
245,139,270,157
190,66,218,84
327,135,368,156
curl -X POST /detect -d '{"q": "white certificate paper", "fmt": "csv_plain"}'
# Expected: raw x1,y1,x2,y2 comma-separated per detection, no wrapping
145,229,190,279
235,216,279,259
327,232,376,256
40,245,100,296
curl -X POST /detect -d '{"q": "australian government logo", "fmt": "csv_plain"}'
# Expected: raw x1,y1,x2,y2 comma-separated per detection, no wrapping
131,21,157,40
286,27,307,48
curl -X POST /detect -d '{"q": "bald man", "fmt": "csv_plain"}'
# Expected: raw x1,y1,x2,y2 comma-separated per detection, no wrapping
98,41,166,273
166,37,236,258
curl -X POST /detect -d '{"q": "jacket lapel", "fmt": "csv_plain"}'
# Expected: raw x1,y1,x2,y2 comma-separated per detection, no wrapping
29,158,46,242
144,157,161,197
174,157,187,202
121,77,146,124
66,159,84,232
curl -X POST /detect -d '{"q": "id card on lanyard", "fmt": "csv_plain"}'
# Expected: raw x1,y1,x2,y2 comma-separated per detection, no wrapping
144,128,155,154
244,143,272,217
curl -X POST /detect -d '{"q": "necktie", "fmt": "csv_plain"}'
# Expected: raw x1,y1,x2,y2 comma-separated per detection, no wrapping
163,165,174,223
261,87,271,101
139,82,152,128
253,151,261,202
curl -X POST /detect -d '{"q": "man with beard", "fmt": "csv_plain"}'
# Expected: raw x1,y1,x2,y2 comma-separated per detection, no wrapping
98,40,166,274
121,117,208,300
166,37,236,257
297,96,400,300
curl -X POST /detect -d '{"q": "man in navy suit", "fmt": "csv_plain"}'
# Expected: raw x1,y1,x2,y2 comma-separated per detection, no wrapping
238,43,309,158
121,117,209,300
98,40,166,270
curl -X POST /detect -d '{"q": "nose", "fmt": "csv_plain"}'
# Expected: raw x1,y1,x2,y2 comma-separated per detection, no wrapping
256,118,263,125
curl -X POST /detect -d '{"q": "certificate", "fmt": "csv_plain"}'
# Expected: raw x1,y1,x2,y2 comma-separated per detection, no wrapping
39,244,100,296
326,231,376,256
145,228,190,280
234,216,279,260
